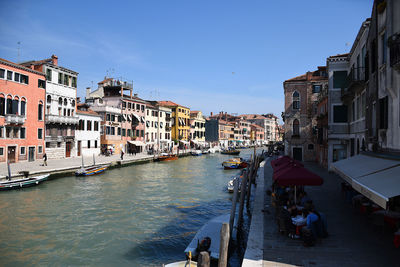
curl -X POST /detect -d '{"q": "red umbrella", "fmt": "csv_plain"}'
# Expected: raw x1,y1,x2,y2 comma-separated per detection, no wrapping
274,165,323,186
273,159,304,173
271,156,291,169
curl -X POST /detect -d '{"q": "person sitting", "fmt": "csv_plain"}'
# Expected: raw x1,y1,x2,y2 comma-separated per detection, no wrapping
301,209,319,246
278,204,297,237
298,191,311,207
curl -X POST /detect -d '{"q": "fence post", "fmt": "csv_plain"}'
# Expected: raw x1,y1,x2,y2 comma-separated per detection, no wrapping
218,223,230,267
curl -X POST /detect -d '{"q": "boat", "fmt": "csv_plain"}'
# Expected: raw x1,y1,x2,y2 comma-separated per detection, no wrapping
75,164,109,176
227,176,242,193
185,214,233,261
0,174,50,191
158,153,178,161
220,149,240,155
190,150,202,156
201,149,210,154
222,157,248,169
164,251,197,267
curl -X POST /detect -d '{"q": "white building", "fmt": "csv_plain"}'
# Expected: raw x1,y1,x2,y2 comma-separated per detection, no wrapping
22,55,79,159
190,111,206,146
76,103,101,157
145,101,172,152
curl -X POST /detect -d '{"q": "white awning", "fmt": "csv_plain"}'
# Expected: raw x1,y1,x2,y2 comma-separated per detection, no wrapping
140,116,145,123
127,114,131,121
332,154,400,209
131,113,140,121
123,114,127,121
179,140,189,144
127,140,145,146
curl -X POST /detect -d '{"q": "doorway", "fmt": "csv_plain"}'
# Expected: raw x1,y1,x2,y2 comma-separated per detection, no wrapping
77,141,81,157
7,146,16,163
28,147,35,162
293,147,303,161
66,142,71,158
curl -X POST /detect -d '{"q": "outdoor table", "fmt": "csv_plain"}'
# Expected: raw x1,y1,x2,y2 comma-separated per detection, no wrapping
291,215,307,235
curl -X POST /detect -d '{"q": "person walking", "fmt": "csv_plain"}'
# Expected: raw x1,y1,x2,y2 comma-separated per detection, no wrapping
43,153,47,166
120,150,124,160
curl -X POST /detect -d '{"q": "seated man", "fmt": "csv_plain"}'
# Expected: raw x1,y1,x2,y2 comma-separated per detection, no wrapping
278,204,297,238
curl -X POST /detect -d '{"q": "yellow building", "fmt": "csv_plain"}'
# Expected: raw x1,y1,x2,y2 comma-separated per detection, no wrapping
158,101,190,141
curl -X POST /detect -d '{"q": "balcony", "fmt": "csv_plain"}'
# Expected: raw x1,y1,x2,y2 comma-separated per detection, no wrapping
5,114,26,125
389,33,400,71
341,67,366,101
46,114,79,125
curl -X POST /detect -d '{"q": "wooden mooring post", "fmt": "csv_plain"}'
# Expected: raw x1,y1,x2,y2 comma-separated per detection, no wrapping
237,168,249,228
218,223,230,267
198,251,210,267
229,177,239,238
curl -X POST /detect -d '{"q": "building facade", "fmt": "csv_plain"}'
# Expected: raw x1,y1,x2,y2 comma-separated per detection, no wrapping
21,55,79,159
76,103,101,157
158,101,190,142
0,58,46,163
145,101,172,152
283,67,328,161
190,111,206,145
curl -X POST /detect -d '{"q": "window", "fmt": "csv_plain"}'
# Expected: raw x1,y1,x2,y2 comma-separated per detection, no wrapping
78,120,84,130
13,127,19,138
20,101,26,116
128,103,132,109
38,79,46,89
308,144,314,150
118,115,122,122
64,75,69,86
122,129,126,136
38,146,43,154
379,96,388,129
361,92,366,117
46,69,52,81
14,72,20,82
117,127,121,135
87,140,91,148
0,68,4,79
333,71,347,88
122,102,126,109
20,127,25,139
63,98,67,106
127,129,131,137
0,95,4,116
58,97,63,105
292,119,300,135
6,127,11,138
381,32,387,64
72,77,77,88
141,105,144,111
0,126,3,138
106,114,110,121
94,121,99,131
111,127,115,135
106,126,111,135
292,91,300,110
94,140,97,148
38,128,43,139
58,73,63,84
11,99,18,114
46,142,51,148
0,147,3,156
47,95,51,104
136,129,140,137
136,104,140,111
57,142,61,148
333,105,348,123
141,130,144,137
87,120,92,131
7,70,12,80
20,74,28,84
111,114,115,121
20,146,26,155
312,85,321,93
38,103,43,120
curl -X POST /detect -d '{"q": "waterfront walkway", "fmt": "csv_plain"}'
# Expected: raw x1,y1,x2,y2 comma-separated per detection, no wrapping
0,153,155,180
244,156,399,267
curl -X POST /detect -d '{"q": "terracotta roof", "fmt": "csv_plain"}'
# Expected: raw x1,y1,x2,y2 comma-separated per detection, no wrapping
98,78,113,84
76,109,99,116
190,111,200,114
240,114,266,120
0,58,45,76
251,124,264,129
20,58,53,66
284,68,328,82
328,53,350,59
158,100,189,109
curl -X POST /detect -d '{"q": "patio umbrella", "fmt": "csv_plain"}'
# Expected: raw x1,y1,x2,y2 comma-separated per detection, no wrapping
271,156,291,169
273,159,304,173
273,164,323,203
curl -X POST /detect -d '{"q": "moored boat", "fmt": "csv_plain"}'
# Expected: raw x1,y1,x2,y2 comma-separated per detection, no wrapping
220,149,240,155
75,164,109,176
190,150,202,156
222,157,248,169
158,153,178,161
0,174,50,191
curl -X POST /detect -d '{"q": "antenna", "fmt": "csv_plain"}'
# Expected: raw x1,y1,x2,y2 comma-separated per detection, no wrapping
17,41,21,62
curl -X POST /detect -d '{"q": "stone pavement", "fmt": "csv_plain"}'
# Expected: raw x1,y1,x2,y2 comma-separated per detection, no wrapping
262,157,399,267
0,152,154,180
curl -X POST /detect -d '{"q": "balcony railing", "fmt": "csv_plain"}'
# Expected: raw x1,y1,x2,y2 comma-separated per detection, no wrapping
341,67,366,99
389,33,400,70
46,114,79,125
5,114,26,125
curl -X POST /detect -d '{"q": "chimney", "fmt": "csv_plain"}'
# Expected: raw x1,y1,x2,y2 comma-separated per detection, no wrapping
210,112,213,116
134,93,138,97
306,71,312,80
77,97,81,103
51,54,58,66
86,87,91,99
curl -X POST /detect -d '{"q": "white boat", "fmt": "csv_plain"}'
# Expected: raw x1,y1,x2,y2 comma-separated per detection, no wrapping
184,213,231,260
227,175,242,193
164,260,197,267
190,150,202,156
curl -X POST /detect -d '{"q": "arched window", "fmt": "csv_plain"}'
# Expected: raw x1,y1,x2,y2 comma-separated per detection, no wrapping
292,91,300,110
12,96,19,115
293,119,300,135
38,101,43,120
71,100,75,107
63,98,67,106
20,97,26,116
47,95,51,103
58,97,62,105
0,93,5,116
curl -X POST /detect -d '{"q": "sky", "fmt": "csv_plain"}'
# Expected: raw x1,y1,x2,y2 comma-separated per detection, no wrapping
0,0,373,122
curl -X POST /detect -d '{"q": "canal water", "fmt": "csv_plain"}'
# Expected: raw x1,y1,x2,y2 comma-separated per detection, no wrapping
0,149,261,267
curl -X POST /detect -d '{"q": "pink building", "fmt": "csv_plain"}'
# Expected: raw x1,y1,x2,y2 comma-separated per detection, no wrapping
0,58,46,163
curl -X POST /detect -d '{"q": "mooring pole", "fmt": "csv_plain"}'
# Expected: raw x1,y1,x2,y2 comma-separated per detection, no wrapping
197,251,210,267
229,177,239,238
7,161,11,181
218,223,230,267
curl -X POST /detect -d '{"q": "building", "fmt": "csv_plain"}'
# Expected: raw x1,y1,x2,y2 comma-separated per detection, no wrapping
316,82,329,168
88,78,146,154
75,103,101,157
0,58,46,163
145,101,173,152
21,55,79,159
158,101,190,143
251,124,264,146
190,111,206,146
283,66,328,161
240,114,277,144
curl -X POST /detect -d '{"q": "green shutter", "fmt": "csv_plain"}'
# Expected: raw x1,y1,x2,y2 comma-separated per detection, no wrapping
333,71,347,88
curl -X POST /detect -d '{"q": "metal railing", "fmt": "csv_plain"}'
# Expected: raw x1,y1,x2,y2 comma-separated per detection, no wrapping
389,34,400,68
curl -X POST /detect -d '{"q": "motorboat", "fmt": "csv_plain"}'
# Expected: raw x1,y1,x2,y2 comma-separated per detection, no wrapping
0,174,50,191
75,164,110,176
227,175,242,193
158,153,178,161
220,149,240,155
190,150,202,156
222,157,248,169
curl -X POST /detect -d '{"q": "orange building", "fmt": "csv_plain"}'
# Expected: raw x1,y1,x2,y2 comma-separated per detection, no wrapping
0,58,46,163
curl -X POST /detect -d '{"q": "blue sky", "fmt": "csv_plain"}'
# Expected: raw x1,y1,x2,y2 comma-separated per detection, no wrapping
0,0,372,121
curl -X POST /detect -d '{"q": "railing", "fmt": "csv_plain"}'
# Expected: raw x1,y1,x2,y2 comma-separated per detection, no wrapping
5,114,26,125
341,67,366,98
46,114,79,124
389,34,400,69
